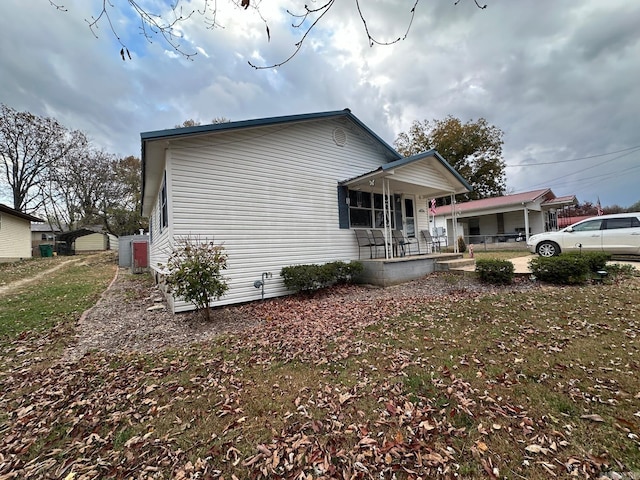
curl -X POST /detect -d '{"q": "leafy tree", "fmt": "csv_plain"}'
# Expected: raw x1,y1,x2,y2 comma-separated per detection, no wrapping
50,0,486,68
107,156,148,236
175,117,231,128
628,200,640,212
394,116,505,201
163,237,229,321
0,104,84,212
43,151,147,236
175,119,201,128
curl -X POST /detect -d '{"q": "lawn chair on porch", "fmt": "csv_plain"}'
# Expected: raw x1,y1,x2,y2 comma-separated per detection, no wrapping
354,229,375,259
392,230,419,256
370,229,392,258
420,230,440,254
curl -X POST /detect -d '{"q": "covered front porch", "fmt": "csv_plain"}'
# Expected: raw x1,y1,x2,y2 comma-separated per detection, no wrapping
356,252,467,287
340,149,473,262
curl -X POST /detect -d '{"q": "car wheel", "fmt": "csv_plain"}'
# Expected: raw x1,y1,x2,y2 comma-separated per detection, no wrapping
537,241,560,257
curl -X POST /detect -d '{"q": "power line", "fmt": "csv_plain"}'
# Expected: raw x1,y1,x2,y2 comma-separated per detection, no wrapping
505,145,640,167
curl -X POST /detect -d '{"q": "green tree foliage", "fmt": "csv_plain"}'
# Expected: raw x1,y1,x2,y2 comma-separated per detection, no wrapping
163,237,229,321
394,116,506,201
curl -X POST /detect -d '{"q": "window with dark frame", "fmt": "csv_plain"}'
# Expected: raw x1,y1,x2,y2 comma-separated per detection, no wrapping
159,172,168,231
348,189,394,229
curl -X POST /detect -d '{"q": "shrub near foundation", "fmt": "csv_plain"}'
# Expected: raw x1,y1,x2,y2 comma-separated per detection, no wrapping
281,261,363,293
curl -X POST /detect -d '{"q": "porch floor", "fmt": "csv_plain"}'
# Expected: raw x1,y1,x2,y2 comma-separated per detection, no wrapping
357,252,464,287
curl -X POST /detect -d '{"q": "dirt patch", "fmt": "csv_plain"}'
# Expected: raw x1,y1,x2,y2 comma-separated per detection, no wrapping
63,268,538,362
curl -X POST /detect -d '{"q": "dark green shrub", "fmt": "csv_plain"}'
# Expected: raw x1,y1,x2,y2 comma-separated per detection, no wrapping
281,261,363,293
529,254,591,285
475,259,514,285
323,261,364,283
565,251,610,272
457,236,467,253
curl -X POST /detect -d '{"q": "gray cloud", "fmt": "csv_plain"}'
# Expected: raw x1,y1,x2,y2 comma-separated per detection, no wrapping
1,0,638,208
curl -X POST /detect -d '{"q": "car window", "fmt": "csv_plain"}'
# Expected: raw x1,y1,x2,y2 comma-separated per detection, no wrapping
604,217,640,229
571,219,603,232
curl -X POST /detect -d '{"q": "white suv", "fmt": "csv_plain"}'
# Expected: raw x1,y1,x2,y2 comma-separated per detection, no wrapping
527,212,640,257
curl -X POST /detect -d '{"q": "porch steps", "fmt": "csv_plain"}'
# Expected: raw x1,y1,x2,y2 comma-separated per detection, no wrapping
435,257,475,273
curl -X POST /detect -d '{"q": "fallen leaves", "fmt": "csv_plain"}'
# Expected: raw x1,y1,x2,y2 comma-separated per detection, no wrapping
1,273,639,478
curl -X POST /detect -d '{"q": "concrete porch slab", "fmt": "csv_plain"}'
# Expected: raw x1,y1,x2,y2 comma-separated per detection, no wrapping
357,253,463,287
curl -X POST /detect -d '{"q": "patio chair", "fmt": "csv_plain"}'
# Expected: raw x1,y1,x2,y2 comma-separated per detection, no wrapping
370,229,392,258
420,230,440,254
354,229,375,259
391,229,419,256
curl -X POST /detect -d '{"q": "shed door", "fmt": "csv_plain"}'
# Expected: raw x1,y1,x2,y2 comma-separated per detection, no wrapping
404,197,416,238
132,241,149,268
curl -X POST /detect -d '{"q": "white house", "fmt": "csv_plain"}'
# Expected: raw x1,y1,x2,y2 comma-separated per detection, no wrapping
0,204,44,262
432,189,578,246
141,109,471,312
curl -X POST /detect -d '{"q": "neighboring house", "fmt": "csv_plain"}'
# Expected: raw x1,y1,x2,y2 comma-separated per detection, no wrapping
433,189,578,246
31,223,63,257
57,228,118,254
0,204,44,262
141,109,471,313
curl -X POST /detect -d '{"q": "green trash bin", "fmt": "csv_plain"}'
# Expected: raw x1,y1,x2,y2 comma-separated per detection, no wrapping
39,244,53,257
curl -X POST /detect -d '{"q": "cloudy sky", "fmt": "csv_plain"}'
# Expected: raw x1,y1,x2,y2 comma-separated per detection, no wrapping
2,0,639,208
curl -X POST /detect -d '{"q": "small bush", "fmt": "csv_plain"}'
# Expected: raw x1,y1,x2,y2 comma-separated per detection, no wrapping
457,236,467,253
163,237,229,321
281,261,363,293
475,259,514,285
564,251,611,272
529,254,591,285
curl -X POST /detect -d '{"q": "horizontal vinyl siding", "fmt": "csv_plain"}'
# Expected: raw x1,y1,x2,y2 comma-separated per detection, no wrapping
167,119,388,311
75,233,106,251
392,162,454,191
0,214,32,260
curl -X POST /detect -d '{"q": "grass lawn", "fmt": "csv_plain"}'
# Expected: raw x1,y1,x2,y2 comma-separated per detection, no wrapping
0,254,639,479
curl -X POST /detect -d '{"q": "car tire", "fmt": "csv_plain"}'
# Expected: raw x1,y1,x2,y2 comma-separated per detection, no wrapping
537,241,560,257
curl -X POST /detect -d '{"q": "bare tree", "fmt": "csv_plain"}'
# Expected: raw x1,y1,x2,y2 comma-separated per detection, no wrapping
50,1,486,68
0,104,85,213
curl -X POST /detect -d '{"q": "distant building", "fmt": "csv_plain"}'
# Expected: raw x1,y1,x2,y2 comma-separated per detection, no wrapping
0,204,44,262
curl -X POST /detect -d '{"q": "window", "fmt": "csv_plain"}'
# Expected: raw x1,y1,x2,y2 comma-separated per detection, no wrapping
159,172,168,230
572,219,602,232
348,189,394,229
604,217,640,229
41,233,47,240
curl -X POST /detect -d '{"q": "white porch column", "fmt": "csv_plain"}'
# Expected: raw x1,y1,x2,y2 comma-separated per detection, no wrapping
382,178,393,259
451,193,459,253
523,206,530,242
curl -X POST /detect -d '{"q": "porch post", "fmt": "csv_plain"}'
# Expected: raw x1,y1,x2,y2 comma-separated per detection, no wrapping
523,206,530,242
451,193,459,253
382,178,393,259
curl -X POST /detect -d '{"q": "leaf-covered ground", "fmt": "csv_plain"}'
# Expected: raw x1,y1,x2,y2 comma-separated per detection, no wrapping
1,263,639,479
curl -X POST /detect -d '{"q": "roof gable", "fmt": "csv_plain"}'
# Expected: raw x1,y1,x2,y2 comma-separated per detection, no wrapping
141,109,401,215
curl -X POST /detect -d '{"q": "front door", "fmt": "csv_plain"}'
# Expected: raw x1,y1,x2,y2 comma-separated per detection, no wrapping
404,196,416,238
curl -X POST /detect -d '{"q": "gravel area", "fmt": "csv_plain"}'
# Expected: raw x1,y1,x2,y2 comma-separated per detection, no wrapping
62,267,537,361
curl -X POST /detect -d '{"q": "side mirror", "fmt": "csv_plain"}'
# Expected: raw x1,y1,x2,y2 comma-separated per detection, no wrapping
565,227,574,232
